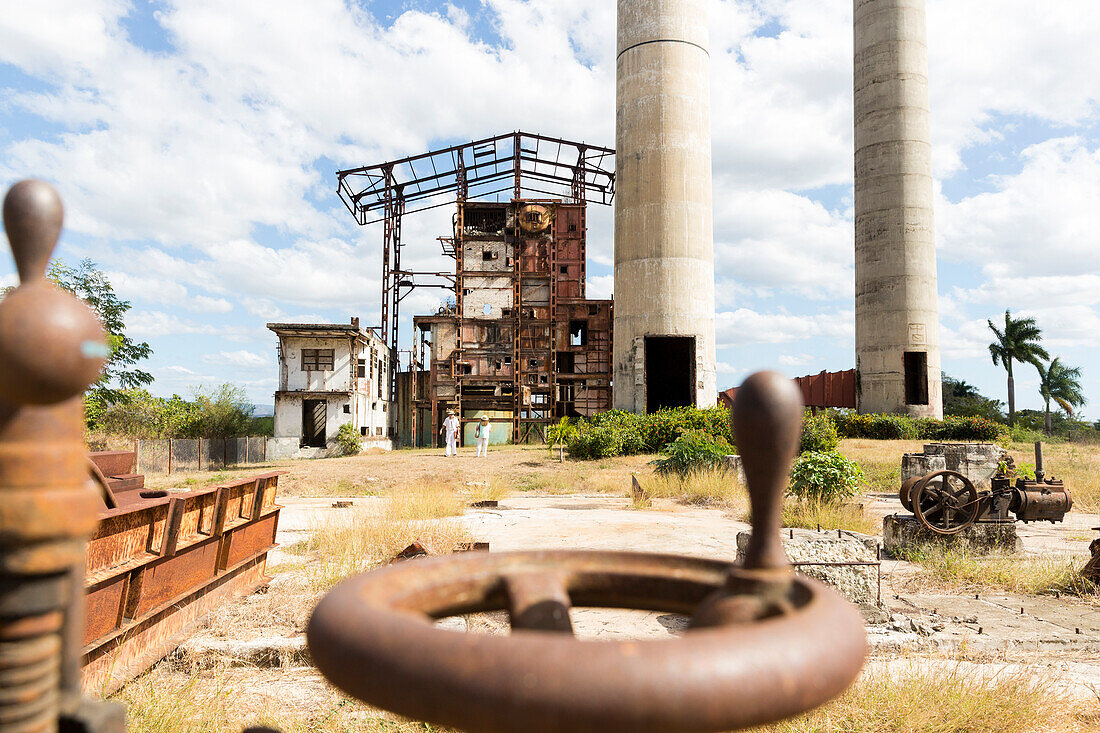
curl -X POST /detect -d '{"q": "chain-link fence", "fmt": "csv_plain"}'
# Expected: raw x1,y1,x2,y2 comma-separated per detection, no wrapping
135,436,271,475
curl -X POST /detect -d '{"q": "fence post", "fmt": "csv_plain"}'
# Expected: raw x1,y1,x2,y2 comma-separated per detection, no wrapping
168,438,173,475
198,438,203,471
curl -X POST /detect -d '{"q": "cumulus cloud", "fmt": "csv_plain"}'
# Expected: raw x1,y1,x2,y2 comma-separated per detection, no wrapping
716,308,854,347
201,349,269,370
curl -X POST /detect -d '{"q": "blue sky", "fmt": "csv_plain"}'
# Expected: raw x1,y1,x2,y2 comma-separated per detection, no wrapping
1,0,1098,416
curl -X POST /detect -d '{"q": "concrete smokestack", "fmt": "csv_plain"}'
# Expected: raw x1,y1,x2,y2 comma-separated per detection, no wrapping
614,0,717,413
854,0,942,418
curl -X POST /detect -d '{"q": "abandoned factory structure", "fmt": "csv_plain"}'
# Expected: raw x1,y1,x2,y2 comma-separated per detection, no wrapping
336,132,616,446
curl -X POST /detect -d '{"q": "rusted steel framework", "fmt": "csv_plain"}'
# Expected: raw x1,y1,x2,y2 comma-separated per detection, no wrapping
336,132,615,407
410,199,612,445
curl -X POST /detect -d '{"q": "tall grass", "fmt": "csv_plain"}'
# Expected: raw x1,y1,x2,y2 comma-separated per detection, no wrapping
293,483,471,591
639,468,749,517
386,480,467,519
782,500,879,535
116,669,453,733
898,542,1098,597
760,664,1087,733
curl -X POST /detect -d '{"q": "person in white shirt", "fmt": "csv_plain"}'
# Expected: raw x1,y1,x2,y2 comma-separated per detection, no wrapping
441,409,460,457
475,415,491,457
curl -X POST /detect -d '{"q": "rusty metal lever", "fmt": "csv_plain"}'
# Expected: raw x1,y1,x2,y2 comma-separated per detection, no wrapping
0,180,122,732
307,371,867,732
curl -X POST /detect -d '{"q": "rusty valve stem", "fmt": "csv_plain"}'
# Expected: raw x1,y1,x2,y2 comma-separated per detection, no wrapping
0,181,109,732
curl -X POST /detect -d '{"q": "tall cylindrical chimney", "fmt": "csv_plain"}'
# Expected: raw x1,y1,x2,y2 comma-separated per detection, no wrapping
854,0,942,417
613,0,717,413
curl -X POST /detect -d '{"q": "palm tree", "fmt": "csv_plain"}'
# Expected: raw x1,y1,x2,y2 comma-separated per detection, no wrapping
1035,358,1086,435
988,310,1049,426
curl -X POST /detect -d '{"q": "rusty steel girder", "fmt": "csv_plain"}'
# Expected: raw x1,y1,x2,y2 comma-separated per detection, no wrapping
308,371,868,733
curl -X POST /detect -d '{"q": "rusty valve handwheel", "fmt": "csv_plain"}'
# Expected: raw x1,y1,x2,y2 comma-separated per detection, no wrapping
912,470,980,535
307,373,867,733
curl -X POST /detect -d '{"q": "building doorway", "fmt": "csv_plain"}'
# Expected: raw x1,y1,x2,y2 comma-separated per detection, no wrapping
645,336,695,412
302,399,327,448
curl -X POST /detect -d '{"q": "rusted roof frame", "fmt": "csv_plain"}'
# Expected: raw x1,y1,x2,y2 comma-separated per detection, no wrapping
337,132,615,226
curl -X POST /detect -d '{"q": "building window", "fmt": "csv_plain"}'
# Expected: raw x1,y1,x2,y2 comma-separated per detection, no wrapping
570,321,588,347
343,403,351,414
360,426,367,436
302,348,334,371
356,359,366,379
376,427,383,436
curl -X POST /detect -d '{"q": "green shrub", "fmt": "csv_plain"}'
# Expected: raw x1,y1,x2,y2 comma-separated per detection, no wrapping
650,429,733,477
566,423,623,459
788,450,864,504
918,416,1002,442
834,411,1000,442
546,417,577,449
565,406,733,459
333,422,362,457
800,411,839,453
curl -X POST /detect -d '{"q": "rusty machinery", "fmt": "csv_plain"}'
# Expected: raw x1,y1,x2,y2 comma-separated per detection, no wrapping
0,181,866,730
899,443,1073,535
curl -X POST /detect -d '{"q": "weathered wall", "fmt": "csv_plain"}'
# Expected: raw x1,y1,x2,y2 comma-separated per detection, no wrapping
278,336,354,392
613,0,717,412
854,0,942,418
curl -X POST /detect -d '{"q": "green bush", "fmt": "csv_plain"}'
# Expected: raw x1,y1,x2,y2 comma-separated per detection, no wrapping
788,450,864,504
565,406,733,459
834,411,1000,442
800,411,839,453
650,429,733,477
566,423,623,459
333,422,363,456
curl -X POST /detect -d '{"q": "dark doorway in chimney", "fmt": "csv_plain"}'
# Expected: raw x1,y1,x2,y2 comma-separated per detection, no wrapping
645,336,695,412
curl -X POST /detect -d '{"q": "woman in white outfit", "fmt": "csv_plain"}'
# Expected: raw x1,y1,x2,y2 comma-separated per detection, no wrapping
441,409,460,457
475,415,491,457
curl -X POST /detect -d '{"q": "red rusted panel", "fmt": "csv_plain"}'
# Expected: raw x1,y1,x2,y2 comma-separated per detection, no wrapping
128,539,220,618
83,576,127,645
220,513,279,571
88,451,135,477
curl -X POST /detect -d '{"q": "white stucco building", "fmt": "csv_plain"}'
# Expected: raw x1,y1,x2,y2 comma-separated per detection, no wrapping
267,319,391,458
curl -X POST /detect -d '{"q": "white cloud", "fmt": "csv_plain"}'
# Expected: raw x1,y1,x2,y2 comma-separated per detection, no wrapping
1,0,1098,407
778,353,814,367
201,350,269,370
716,308,854,347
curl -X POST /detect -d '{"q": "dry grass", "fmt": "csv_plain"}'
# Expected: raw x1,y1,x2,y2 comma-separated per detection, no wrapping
638,468,749,516
757,664,1093,733
1001,441,1100,511
385,480,467,520
295,507,472,592
116,660,1097,733
115,667,455,733
898,542,1098,598
144,445,654,499
838,439,924,496
782,500,880,535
